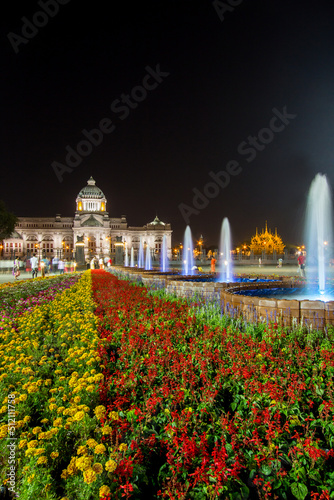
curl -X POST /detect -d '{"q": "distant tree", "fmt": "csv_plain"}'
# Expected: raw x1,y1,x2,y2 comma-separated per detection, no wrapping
0,200,18,239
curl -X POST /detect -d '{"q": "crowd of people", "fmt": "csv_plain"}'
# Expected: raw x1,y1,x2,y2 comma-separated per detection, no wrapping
9,253,308,280
89,256,112,269
11,255,74,279
10,254,114,279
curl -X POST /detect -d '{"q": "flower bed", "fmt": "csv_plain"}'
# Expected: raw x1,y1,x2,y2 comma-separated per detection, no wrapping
0,274,80,329
93,270,334,499
0,272,111,500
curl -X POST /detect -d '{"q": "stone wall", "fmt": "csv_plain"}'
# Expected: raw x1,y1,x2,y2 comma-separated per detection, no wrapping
109,267,334,329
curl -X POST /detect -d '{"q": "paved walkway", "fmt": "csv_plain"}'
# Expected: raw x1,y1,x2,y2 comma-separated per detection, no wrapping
1,264,328,285
0,271,67,284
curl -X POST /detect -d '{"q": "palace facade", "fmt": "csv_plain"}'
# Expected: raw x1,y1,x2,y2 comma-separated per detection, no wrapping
3,177,172,262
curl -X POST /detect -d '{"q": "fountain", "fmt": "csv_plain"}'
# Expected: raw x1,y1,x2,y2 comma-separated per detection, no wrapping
138,239,144,268
124,245,129,267
145,245,152,270
130,247,134,268
216,174,334,329
305,173,333,295
218,217,233,282
160,235,168,272
182,226,194,275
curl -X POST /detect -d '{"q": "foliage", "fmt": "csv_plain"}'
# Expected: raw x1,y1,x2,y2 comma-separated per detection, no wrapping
0,200,18,240
93,271,334,499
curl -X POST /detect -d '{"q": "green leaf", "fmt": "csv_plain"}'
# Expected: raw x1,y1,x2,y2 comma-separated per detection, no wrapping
240,483,250,499
260,464,272,476
308,469,321,483
291,482,308,500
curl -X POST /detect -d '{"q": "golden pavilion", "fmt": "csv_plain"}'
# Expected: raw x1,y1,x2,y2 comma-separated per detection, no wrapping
249,222,285,255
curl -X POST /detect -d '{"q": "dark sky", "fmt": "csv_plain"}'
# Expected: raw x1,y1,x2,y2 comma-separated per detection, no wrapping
2,0,334,247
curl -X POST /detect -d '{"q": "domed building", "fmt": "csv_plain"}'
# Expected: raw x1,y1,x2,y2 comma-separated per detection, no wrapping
3,177,172,264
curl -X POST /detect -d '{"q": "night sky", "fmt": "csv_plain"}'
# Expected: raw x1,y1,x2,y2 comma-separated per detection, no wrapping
2,0,334,248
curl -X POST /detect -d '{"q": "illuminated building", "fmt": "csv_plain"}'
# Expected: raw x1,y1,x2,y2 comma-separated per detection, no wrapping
249,222,285,255
3,177,172,262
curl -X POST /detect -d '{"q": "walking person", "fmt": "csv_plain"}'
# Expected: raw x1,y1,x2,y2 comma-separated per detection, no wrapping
58,259,65,274
298,253,306,277
211,257,216,273
13,257,21,280
52,256,59,274
30,254,39,279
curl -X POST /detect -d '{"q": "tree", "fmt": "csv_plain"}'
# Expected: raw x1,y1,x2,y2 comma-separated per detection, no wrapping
0,200,18,240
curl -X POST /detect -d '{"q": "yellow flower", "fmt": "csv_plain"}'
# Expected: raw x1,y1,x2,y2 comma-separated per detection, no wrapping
66,457,78,475
32,427,42,435
102,425,112,435
49,403,57,411
53,417,62,426
23,416,31,423
19,439,27,449
119,443,127,452
94,405,106,419
19,394,27,402
99,485,111,497
37,456,48,465
73,411,85,422
35,448,46,455
28,385,38,394
27,440,38,449
61,470,69,480
105,459,117,472
27,474,35,484
77,445,87,456
92,462,103,474
83,468,97,484
25,449,36,457
41,418,49,424
51,451,59,459
109,411,119,421
76,456,92,471
94,444,106,455
86,438,98,449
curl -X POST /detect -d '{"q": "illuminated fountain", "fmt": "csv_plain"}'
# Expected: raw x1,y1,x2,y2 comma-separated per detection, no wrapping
182,226,194,275
145,244,152,270
124,244,129,267
160,234,168,272
305,173,333,296
218,217,233,282
130,247,134,267
138,239,144,268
